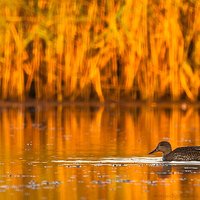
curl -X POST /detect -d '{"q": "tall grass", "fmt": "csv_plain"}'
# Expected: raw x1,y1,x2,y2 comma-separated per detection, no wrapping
0,0,199,101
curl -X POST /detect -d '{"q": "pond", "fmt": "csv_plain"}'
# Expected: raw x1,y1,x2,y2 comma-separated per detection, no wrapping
0,103,200,199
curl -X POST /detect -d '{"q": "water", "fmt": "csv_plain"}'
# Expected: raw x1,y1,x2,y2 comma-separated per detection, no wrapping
0,103,200,199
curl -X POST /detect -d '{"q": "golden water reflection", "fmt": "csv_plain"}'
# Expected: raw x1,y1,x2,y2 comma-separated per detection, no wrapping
0,104,200,199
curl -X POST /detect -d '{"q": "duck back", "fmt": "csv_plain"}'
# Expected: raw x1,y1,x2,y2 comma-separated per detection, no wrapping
163,146,200,161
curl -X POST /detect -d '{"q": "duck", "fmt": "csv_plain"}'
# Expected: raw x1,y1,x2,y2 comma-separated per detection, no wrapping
149,141,200,161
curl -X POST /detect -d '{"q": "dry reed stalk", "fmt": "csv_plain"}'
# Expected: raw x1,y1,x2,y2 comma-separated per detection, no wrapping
63,3,77,98
122,0,148,95
2,27,11,99
10,24,24,100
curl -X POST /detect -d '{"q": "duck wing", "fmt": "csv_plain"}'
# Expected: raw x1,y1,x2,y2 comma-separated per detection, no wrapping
165,147,200,161
173,146,200,152
193,147,200,151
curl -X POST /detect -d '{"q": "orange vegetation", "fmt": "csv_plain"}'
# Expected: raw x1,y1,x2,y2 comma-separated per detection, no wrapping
0,0,199,101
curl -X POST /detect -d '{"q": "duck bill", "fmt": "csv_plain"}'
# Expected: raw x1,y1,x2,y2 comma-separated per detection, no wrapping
149,148,158,155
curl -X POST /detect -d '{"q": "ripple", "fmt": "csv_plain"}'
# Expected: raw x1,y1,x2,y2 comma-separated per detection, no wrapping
51,157,200,166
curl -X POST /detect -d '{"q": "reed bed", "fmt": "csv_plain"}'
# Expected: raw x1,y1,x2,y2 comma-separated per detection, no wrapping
0,0,199,101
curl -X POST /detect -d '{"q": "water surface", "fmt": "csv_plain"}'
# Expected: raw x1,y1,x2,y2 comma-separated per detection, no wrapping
0,103,200,199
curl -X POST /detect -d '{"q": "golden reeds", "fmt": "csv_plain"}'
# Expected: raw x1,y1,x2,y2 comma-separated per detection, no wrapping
0,0,199,101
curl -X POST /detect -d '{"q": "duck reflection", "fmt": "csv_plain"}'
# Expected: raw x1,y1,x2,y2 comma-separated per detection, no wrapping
152,164,200,178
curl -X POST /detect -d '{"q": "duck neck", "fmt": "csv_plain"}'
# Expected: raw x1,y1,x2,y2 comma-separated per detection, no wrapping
163,148,172,156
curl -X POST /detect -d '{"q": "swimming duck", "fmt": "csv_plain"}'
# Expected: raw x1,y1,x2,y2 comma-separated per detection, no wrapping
149,141,200,161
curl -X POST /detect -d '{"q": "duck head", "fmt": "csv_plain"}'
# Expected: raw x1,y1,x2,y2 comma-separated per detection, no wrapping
149,141,172,156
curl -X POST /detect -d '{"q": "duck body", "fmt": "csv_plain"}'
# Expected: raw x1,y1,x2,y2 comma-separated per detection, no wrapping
149,141,200,161
163,146,200,161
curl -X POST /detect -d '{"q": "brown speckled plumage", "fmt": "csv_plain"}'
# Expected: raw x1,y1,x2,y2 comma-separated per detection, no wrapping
149,141,200,161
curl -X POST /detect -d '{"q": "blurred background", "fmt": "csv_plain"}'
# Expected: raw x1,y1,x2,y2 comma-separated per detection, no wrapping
0,0,199,102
